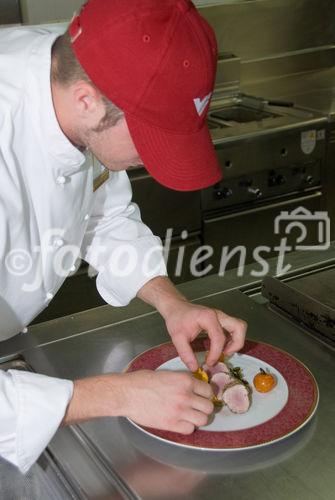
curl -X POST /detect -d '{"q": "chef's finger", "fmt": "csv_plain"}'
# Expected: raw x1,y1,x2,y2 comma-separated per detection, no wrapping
173,335,199,372
216,311,247,354
203,311,226,367
192,379,213,399
182,408,211,428
175,421,195,435
191,394,214,415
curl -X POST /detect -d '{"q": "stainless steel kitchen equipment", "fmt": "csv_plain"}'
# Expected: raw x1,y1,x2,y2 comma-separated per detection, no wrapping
200,0,335,61
262,273,335,349
259,88,335,241
205,93,326,212
202,88,327,272
188,0,335,275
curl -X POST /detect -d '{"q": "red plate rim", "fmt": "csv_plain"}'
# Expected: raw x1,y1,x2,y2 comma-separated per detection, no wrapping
124,339,319,450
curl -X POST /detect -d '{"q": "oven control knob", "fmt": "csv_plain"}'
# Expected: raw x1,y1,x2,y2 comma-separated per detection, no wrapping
305,175,314,185
248,187,262,198
214,187,233,200
276,175,286,185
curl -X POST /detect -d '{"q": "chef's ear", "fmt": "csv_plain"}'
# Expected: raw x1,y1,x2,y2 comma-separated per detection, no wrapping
72,80,102,117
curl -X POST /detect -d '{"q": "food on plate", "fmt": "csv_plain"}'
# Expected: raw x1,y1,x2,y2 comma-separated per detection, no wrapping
253,368,277,393
193,367,209,383
193,354,252,413
210,369,235,407
221,381,252,414
211,364,252,413
203,361,231,379
211,369,235,397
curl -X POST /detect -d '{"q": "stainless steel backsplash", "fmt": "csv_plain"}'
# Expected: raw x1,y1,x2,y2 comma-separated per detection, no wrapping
200,0,335,61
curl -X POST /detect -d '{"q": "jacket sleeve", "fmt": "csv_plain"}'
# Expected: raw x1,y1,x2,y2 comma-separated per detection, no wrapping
0,370,73,474
81,170,167,306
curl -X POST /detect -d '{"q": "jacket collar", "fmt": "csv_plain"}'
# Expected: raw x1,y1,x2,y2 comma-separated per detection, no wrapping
27,31,86,178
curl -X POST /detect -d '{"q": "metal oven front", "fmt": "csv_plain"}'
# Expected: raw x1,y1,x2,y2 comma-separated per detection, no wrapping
201,105,328,275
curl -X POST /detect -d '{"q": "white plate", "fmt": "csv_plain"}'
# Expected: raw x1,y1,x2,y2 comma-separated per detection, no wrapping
125,339,319,451
158,352,289,432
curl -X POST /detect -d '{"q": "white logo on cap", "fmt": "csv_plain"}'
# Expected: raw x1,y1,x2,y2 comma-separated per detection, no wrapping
193,92,212,116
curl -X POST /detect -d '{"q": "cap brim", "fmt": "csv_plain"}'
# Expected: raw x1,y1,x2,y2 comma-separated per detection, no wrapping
125,113,222,192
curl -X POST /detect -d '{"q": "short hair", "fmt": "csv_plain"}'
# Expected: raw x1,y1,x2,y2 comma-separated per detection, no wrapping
52,31,124,131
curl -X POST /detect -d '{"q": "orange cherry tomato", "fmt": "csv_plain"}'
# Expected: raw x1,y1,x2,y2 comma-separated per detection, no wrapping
253,368,276,393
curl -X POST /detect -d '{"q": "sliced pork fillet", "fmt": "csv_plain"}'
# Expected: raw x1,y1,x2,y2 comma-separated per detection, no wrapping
210,370,235,399
194,357,253,413
202,361,230,378
222,381,252,414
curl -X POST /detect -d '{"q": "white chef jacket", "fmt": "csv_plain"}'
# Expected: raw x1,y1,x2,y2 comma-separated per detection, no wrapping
0,27,167,473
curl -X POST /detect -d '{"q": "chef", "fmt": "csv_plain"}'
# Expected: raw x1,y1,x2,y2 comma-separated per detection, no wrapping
0,0,247,475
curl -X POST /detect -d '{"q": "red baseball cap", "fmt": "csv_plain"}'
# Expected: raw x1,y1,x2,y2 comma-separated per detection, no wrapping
69,0,222,191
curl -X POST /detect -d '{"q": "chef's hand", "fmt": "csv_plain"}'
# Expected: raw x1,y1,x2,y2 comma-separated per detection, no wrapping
121,370,214,433
137,277,247,372
63,370,214,435
164,301,247,372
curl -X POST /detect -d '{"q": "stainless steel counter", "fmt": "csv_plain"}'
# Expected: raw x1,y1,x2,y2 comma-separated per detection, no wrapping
31,290,334,500
3,245,333,499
